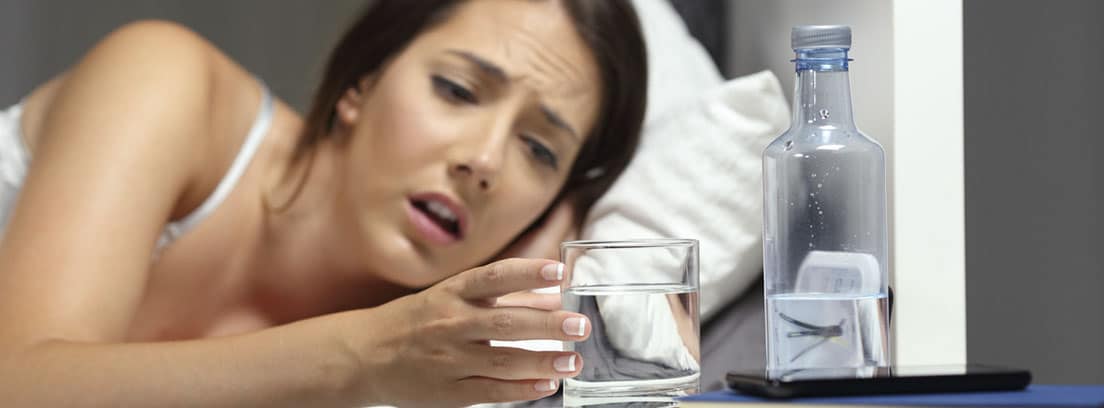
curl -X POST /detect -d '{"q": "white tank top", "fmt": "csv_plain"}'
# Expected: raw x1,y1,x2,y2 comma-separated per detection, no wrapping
0,81,274,253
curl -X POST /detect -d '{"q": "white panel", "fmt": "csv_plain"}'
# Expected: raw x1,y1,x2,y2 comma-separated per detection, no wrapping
891,0,966,365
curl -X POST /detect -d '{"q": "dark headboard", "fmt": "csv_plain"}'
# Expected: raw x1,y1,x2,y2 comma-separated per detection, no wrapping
668,0,729,74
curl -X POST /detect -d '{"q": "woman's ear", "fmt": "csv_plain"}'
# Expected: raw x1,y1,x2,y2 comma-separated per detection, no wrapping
335,77,373,127
335,87,363,127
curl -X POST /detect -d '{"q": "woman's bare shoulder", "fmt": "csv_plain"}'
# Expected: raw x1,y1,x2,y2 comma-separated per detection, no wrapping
21,20,279,216
79,19,252,88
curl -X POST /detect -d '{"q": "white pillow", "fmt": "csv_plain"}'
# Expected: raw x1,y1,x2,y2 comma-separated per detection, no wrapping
630,0,725,122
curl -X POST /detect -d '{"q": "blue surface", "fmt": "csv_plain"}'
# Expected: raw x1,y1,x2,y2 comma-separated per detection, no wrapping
681,385,1104,407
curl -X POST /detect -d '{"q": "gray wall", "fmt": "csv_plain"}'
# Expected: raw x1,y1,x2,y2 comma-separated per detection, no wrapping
0,0,366,110
965,0,1104,384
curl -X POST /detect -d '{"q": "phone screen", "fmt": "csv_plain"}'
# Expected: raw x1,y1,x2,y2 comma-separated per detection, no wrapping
739,364,1015,381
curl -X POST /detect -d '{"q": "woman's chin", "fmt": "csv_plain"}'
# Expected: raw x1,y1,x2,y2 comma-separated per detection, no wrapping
359,225,489,288
362,242,442,288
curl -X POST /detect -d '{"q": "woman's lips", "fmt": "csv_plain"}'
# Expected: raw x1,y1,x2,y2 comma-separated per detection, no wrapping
405,200,461,246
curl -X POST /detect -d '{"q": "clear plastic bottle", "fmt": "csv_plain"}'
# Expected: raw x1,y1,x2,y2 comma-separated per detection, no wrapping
762,25,890,371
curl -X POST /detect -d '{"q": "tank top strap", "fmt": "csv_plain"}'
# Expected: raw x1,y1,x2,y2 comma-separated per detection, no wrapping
157,79,274,251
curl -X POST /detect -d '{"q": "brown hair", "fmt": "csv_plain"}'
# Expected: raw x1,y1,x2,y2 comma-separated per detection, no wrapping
292,0,647,232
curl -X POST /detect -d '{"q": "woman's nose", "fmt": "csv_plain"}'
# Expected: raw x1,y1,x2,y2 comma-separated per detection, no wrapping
451,161,493,191
449,129,510,193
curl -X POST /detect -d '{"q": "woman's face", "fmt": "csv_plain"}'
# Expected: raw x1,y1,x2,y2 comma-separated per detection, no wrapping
333,0,601,287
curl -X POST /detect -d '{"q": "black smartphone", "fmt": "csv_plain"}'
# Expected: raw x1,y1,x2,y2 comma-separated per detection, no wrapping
725,364,1031,399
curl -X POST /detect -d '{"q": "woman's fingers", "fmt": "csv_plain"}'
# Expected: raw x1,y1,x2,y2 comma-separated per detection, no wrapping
460,347,583,380
466,307,590,342
389,258,587,405
494,291,561,310
450,258,562,300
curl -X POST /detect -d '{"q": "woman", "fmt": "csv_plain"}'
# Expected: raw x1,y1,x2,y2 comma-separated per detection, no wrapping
0,0,646,406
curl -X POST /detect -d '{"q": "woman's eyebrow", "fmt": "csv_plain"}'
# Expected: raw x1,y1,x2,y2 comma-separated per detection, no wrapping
446,49,508,82
445,49,580,142
540,105,579,142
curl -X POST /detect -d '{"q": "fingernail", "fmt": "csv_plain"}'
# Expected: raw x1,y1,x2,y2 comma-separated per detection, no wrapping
534,379,558,392
541,262,564,281
562,317,587,337
554,355,577,372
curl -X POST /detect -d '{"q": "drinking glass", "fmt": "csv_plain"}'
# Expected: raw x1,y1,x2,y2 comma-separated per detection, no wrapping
560,239,700,404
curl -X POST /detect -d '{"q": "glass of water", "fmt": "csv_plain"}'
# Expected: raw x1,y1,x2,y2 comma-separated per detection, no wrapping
560,239,700,403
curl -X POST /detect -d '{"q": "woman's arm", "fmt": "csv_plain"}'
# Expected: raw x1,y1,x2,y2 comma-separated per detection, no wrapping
0,20,358,406
4,318,362,407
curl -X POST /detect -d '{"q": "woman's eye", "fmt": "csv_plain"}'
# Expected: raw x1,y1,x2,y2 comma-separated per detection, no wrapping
431,75,478,104
521,134,559,170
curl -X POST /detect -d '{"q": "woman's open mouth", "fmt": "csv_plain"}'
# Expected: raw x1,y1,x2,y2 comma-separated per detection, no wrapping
406,192,468,246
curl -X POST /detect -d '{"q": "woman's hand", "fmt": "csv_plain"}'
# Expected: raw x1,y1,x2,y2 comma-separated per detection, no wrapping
344,258,590,407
